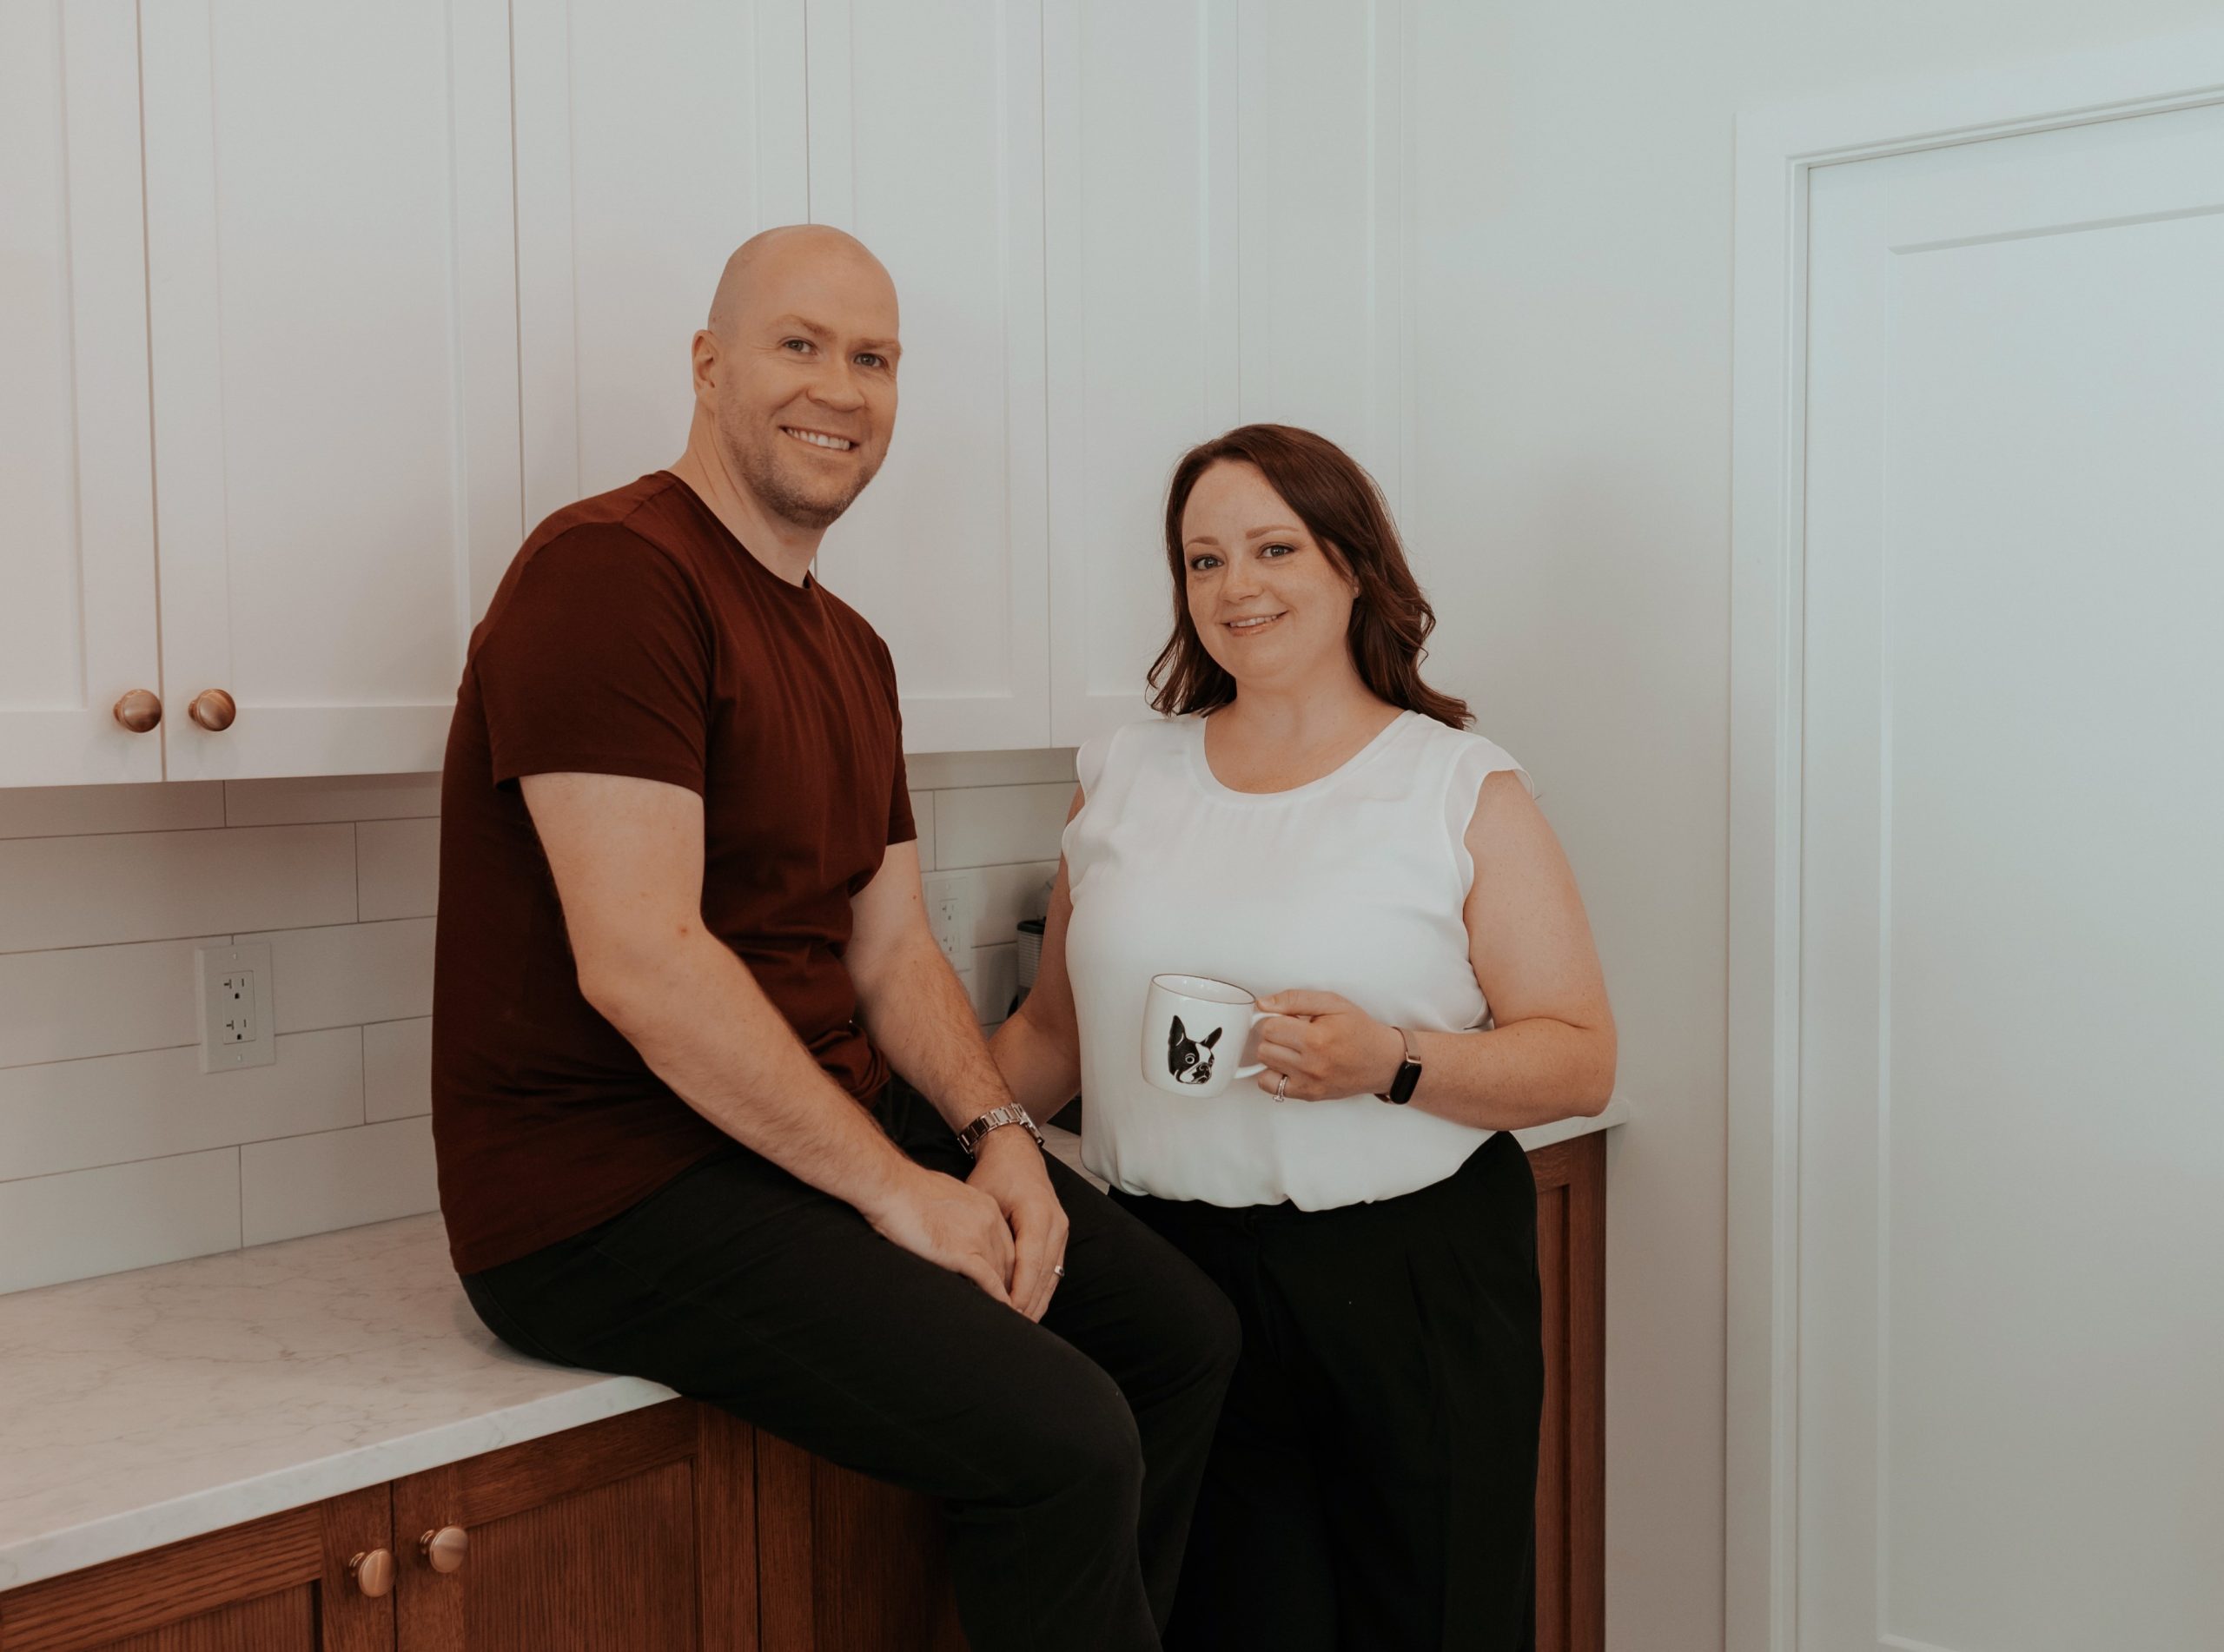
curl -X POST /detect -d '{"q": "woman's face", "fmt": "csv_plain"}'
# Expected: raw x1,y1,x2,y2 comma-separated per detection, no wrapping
1179,461,1357,693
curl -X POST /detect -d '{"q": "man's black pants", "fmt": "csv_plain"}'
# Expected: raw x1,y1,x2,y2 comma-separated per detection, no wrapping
1117,1130,1545,1652
458,1082,1241,1652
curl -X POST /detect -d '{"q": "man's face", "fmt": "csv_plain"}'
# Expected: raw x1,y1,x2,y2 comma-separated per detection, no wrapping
703,242,900,531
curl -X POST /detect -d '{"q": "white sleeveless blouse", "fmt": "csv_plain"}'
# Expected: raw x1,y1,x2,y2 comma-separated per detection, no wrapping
1060,710,1533,1209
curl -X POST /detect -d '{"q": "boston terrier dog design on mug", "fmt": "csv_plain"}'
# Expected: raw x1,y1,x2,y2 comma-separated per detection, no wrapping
1142,974,1268,1099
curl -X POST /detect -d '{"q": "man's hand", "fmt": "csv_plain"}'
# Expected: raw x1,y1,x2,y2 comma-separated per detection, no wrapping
967,1129,1069,1321
861,1164,1016,1308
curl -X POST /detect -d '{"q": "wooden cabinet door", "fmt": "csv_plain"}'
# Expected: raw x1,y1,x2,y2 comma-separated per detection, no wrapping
0,1486,392,1652
392,1401,755,1652
804,0,1051,754
136,0,521,781
1529,1131,1606,1652
0,0,162,788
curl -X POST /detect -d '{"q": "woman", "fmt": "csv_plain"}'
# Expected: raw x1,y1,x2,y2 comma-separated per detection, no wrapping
990,424,1616,1650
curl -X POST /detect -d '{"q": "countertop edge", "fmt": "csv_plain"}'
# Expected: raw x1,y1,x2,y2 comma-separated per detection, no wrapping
0,1374,677,1594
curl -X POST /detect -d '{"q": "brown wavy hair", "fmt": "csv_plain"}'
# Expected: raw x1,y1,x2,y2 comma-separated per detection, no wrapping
1147,424,1472,730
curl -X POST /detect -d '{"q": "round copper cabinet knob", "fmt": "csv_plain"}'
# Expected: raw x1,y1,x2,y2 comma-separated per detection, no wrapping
420,1525,469,1574
348,1548,395,1598
187,688,236,731
112,690,162,733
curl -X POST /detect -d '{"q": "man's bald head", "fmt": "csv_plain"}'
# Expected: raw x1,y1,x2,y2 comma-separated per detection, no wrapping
705,225,896,340
685,226,901,533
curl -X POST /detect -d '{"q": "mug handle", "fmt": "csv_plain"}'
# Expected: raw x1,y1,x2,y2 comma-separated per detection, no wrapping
1234,1061,1267,1079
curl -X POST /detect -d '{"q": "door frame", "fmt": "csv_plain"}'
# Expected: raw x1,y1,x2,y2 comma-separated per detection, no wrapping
1724,28,2224,1651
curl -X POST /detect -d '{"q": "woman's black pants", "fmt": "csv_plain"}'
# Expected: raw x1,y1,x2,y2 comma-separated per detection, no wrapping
457,1081,1241,1652
1115,1130,1545,1652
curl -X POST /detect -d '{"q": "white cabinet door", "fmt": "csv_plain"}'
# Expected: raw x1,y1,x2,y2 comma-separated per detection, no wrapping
1799,104,2224,1651
805,0,1051,753
140,0,521,781
513,0,808,529
1044,0,1407,749
0,0,162,787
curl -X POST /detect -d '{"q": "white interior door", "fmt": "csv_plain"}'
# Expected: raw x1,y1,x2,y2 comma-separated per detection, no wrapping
0,0,161,787
513,0,808,530
804,0,1050,753
141,0,520,780
1798,102,2224,1650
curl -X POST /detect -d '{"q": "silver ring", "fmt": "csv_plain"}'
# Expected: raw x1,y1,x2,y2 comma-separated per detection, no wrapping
1052,1263,1067,1279
1273,1073,1290,1102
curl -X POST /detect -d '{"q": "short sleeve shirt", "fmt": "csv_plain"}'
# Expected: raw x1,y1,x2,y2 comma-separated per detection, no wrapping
431,472,915,1274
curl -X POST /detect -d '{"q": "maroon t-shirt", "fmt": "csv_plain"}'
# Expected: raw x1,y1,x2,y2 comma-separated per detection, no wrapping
431,472,914,1274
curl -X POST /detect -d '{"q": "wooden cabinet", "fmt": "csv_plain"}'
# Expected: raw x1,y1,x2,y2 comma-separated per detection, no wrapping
0,1487,392,1652
391,1404,755,1652
1,1135,1603,1649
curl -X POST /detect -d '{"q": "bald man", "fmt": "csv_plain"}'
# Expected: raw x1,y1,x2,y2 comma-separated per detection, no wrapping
429,228,1238,1652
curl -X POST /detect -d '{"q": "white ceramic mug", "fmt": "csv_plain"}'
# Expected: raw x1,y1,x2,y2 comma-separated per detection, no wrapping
1141,974,1268,1098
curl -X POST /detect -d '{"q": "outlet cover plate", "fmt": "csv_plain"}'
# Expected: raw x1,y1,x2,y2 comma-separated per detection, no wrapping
197,942,277,1074
919,871,970,965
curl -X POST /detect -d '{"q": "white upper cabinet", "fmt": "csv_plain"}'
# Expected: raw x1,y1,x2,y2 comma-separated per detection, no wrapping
1044,0,1408,748
139,0,520,780
0,0,162,787
806,0,1053,753
513,0,809,527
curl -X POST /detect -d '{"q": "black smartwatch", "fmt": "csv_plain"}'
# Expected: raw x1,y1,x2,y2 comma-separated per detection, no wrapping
1376,1026,1424,1105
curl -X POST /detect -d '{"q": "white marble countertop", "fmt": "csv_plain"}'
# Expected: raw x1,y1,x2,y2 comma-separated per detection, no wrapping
0,1101,1626,1595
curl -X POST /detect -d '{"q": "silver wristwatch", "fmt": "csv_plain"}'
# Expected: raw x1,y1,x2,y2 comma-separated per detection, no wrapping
954,1101,1045,1157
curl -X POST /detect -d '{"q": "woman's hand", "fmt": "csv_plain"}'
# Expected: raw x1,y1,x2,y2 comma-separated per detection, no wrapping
1252,991,1407,1101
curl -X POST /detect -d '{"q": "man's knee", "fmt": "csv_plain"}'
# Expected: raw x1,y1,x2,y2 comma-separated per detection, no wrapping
997,1363,1146,1511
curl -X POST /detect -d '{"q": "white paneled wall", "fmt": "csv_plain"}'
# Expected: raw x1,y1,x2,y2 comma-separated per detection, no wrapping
0,751,1075,1297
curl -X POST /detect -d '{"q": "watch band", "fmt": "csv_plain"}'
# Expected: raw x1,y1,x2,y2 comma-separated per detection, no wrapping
1376,1026,1424,1105
954,1101,1045,1157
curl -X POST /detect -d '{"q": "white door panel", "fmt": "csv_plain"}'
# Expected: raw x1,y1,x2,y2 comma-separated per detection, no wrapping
1800,102,2224,1651
142,0,520,780
0,0,161,786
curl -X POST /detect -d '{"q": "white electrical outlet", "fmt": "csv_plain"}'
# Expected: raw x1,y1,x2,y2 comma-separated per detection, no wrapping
919,871,971,965
197,942,277,1073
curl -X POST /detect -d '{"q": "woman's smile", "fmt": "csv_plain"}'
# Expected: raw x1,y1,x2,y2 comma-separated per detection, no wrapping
1222,611,1287,636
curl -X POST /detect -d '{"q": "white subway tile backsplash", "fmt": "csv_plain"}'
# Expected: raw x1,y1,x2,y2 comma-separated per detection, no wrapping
0,1149,241,1294
935,784,1073,869
0,782,226,841
364,1018,432,1122
0,825,357,954
224,773,441,827
0,1028,363,1183
0,935,226,1068
970,942,1021,1026
964,861,1058,948
241,1116,438,1247
356,818,440,922
910,791,935,871
0,753,1090,1294
905,750,1077,791
238,919,434,1033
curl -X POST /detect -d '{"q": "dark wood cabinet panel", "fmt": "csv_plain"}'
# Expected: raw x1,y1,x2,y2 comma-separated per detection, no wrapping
756,1436,963,1652
0,1485,392,1652
390,1400,752,1652
1530,1130,1607,1652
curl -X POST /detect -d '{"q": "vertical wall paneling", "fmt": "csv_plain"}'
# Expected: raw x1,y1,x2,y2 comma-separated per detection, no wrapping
806,0,1054,752
140,0,522,781
0,0,162,788
513,0,810,530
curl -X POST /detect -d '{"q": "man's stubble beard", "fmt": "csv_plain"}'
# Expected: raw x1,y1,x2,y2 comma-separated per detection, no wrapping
722,418,884,532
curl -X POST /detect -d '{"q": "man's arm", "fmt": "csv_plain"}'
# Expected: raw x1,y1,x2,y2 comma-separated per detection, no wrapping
845,837,1070,1321
519,770,1014,1304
